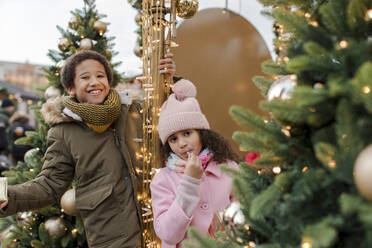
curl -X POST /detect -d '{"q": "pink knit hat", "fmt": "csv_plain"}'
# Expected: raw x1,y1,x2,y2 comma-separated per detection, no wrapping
158,79,210,144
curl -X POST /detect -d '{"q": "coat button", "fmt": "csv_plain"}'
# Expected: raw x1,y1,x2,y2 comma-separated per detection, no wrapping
200,203,209,210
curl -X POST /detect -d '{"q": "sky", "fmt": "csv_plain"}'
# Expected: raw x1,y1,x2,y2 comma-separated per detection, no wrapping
0,0,273,77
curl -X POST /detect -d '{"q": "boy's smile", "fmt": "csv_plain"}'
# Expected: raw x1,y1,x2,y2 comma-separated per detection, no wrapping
67,59,110,104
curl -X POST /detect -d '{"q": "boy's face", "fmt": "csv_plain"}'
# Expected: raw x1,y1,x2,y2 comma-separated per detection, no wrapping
67,59,110,104
167,129,202,160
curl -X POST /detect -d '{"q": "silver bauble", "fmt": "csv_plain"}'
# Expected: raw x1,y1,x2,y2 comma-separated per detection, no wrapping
223,201,245,225
93,21,107,36
80,38,93,50
45,217,67,239
68,16,78,30
354,144,372,202
24,148,39,163
176,0,199,19
17,212,33,227
267,75,297,101
60,187,78,216
45,86,62,100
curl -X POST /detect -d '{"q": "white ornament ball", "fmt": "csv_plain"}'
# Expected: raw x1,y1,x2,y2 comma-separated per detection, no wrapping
45,217,67,239
267,74,297,101
24,148,39,163
60,187,78,216
80,38,93,50
45,86,62,100
223,201,245,225
354,144,372,202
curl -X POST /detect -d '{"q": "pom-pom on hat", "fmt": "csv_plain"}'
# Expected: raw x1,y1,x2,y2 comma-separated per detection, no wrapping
158,79,210,144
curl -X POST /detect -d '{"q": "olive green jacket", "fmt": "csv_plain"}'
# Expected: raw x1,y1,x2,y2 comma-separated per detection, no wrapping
0,93,144,248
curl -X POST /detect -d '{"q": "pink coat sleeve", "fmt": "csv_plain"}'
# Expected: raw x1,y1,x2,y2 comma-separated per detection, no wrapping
150,170,200,245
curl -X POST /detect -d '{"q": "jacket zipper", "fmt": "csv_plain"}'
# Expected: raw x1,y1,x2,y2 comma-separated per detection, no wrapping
112,127,144,247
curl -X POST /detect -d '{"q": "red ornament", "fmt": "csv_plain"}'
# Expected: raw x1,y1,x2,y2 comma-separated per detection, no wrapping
244,152,260,164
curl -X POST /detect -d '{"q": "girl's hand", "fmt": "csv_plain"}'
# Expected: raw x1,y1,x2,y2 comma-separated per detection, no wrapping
159,53,176,85
0,200,8,210
184,152,203,179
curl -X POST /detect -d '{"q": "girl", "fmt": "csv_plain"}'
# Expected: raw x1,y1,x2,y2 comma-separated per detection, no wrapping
0,50,176,248
150,79,239,248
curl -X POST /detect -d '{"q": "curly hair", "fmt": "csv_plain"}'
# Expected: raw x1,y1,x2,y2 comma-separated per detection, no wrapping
60,50,113,90
160,129,239,164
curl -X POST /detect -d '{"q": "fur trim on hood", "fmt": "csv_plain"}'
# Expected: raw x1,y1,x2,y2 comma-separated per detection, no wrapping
41,96,71,126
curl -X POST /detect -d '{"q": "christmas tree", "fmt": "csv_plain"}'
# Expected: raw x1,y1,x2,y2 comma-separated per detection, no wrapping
186,0,372,248
0,0,121,247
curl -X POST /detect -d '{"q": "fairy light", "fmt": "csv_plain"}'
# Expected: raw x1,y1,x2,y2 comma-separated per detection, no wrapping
338,40,348,49
363,86,370,94
281,128,291,137
304,13,311,19
302,239,312,248
283,56,290,62
314,82,324,89
328,160,337,169
309,21,318,27
71,228,78,235
365,9,372,21
272,166,282,174
302,166,309,173
248,241,256,247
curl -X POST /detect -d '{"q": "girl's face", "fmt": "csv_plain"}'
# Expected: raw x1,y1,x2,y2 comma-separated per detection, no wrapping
167,129,202,160
66,59,110,104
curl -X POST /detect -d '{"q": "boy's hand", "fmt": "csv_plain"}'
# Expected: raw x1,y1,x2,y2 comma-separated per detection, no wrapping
184,152,203,179
160,53,176,85
0,200,8,210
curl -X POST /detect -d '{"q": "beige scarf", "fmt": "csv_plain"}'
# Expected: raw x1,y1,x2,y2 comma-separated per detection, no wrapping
63,89,121,133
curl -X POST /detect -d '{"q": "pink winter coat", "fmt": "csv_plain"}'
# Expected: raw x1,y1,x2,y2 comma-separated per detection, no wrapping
150,160,239,248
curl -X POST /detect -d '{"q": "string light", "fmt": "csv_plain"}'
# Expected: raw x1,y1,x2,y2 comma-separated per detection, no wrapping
328,160,337,169
314,82,324,89
338,40,348,49
272,166,282,174
365,9,372,21
302,238,312,248
363,86,370,94
281,128,291,137
302,166,309,173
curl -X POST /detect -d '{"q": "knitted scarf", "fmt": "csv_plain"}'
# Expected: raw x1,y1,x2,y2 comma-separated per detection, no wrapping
166,149,213,173
63,89,121,133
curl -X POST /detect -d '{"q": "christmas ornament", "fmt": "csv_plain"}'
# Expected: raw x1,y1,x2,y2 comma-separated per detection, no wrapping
223,201,245,226
60,187,78,216
58,38,70,51
45,86,62,100
176,0,199,19
354,144,372,202
68,16,78,30
56,60,65,69
1,225,16,246
267,75,297,101
93,20,107,36
17,212,33,227
133,45,142,57
24,148,39,163
135,12,142,25
45,217,67,239
80,38,93,50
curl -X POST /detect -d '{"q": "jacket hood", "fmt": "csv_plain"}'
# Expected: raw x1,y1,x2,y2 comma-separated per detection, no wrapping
9,113,29,125
41,96,71,126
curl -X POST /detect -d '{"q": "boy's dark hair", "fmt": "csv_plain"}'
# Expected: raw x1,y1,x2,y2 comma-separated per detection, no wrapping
160,129,239,164
60,50,113,90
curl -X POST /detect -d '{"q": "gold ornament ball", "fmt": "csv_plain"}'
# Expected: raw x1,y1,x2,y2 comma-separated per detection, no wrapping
176,0,199,19
354,144,372,202
58,38,70,51
45,217,67,239
17,212,33,227
80,38,93,50
61,187,78,216
45,86,62,100
93,21,107,36
267,74,297,101
68,16,78,30
133,45,142,57
135,12,142,25
24,148,39,163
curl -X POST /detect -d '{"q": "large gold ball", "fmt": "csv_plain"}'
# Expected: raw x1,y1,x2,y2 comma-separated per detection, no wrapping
354,144,372,202
45,217,67,239
68,16,78,30
58,38,70,51
93,21,107,36
80,38,93,50
176,0,199,19
45,86,62,100
60,187,78,216
133,45,142,57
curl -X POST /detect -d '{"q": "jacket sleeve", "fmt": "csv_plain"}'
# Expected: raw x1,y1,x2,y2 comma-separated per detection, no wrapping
150,172,200,245
0,126,75,217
